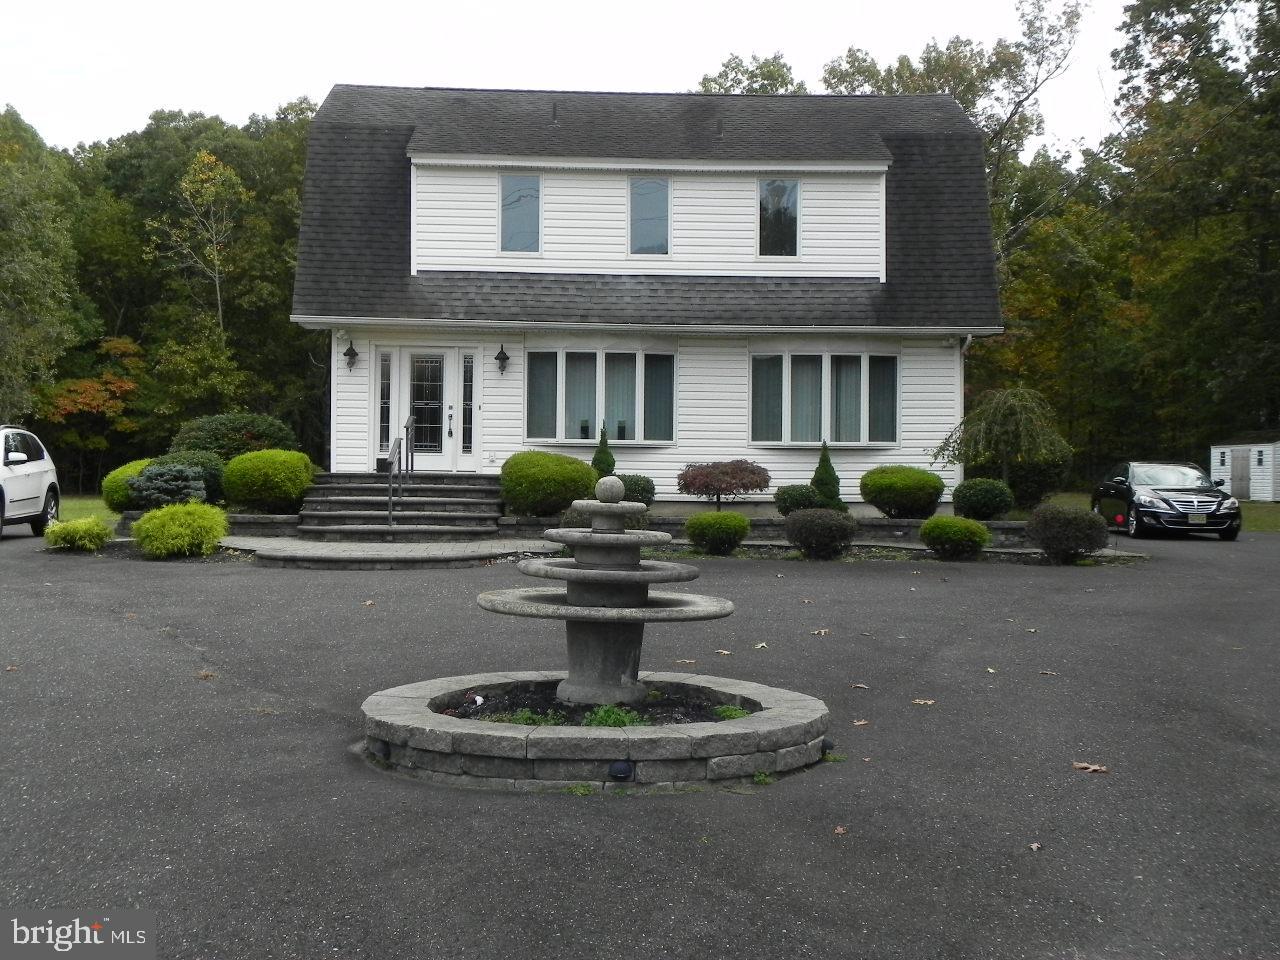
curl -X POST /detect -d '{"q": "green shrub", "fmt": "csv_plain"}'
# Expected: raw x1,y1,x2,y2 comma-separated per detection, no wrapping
785,508,858,560
859,465,945,519
810,441,847,510
968,459,1069,509
101,458,153,512
44,517,113,552
132,503,228,559
484,708,566,726
500,451,596,516
591,428,616,477
170,412,299,461
677,460,770,509
685,511,750,556
618,473,656,506
223,449,314,513
713,704,752,720
150,450,226,504
952,478,1015,520
127,464,206,509
920,516,990,559
582,704,649,727
774,484,823,516
1026,504,1109,564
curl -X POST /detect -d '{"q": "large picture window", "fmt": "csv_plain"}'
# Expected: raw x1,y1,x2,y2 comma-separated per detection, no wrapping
526,349,676,443
751,353,898,444
500,174,540,252
759,178,799,257
629,177,670,255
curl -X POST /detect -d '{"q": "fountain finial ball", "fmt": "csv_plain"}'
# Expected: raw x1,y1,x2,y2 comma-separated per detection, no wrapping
595,475,625,504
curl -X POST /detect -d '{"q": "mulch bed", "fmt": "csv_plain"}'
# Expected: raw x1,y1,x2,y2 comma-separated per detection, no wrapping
442,681,737,725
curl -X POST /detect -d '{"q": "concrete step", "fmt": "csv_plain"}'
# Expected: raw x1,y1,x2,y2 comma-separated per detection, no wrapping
301,495,501,513
312,472,499,488
306,482,499,499
298,509,501,526
295,524,501,543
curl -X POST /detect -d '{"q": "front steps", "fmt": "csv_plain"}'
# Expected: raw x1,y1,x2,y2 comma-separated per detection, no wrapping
299,472,503,542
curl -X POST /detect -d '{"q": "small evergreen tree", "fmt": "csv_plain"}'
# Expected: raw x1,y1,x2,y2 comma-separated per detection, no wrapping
591,425,616,477
810,441,846,511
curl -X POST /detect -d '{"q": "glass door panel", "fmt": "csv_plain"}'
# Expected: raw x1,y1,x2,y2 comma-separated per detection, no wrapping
410,354,444,455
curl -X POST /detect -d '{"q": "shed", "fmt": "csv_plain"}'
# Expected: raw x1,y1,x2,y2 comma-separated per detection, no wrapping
1209,431,1280,501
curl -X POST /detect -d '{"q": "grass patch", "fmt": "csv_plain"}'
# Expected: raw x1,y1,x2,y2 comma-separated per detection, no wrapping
564,784,595,797
60,494,119,525
822,752,848,763
752,772,775,786
582,704,649,727
482,707,566,726
712,704,752,720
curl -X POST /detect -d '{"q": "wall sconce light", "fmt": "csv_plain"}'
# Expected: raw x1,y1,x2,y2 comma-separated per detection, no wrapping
495,345,509,374
343,340,359,370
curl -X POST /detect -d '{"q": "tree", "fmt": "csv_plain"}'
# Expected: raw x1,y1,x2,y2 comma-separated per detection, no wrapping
591,426,615,477
932,387,1072,484
698,53,808,95
809,441,845,510
676,460,771,510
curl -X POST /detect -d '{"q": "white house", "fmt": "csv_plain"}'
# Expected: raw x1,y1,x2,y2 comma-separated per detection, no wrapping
291,86,1002,505
1210,432,1280,501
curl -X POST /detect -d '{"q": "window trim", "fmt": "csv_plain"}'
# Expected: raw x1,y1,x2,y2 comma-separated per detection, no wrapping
496,173,542,256
747,350,900,447
755,177,803,259
524,347,678,446
626,175,673,258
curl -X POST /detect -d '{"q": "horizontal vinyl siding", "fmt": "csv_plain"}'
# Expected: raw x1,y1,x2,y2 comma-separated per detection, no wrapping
413,167,883,278
332,333,371,472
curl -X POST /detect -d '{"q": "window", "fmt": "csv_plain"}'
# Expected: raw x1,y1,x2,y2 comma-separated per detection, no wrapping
1259,450,1266,467
629,177,669,255
751,353,898,444
759,179,799,256
525,349,676,442
1219,451,1227,467
500,174,540,252
17,433,44,461
377,352,392,453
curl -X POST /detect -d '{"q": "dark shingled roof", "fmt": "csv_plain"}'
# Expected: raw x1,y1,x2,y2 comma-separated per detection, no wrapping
292,85,1002,329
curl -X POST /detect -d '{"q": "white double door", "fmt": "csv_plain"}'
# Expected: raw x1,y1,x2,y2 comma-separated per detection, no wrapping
379,346,479,472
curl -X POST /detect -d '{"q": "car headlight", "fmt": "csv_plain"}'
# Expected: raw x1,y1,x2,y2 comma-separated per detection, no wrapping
1134,494,1169,509
1220,498,1239,511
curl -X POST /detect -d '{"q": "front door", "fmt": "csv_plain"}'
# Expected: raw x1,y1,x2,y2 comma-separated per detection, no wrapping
381,348,479,472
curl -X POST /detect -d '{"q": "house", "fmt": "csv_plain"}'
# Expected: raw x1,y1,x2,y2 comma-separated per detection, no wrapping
291,86,1002,507
1210,432,1280,501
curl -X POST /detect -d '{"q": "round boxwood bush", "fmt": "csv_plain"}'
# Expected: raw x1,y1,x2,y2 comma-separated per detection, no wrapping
150,450,226,504
44,517,113,552
774,484,824,516
685,511,750,556
223,449,314,513
920,516,990,559
859,465,945,519
127,463,206,509
1026,503,1109,564
784,508,859,560
618,473,656,507
132,503,228,559
101,458,153,512
968,460,1068,509
169,412,299,461
500,451,596,516
952,478,1015,520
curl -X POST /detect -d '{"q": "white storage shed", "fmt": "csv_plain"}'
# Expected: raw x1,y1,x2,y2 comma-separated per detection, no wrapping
1209,432,1280,501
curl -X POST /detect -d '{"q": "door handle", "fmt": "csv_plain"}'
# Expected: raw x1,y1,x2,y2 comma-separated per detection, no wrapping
447,412,453,438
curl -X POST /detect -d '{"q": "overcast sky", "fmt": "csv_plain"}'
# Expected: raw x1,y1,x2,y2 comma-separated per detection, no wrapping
3,0,1130,156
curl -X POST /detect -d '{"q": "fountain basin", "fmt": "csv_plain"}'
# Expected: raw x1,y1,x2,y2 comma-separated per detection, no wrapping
477,587,734,622
518,557,699,584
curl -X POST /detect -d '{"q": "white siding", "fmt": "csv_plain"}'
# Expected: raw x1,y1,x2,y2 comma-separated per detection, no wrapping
331,332,370,472
1209,445,1231,490
1252,445,1276,502
413,167,884,278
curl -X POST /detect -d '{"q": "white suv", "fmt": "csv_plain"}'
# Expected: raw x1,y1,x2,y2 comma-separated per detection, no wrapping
1,426,59,536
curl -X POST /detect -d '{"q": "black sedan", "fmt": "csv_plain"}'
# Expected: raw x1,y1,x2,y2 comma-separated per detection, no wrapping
1092,462,1242,540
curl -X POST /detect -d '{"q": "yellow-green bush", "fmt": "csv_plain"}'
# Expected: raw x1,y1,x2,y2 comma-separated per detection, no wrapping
44,517,113,552
919,516,990,559
223,449,314,513
132,503,228,559
101,459,153,512
685,511,751,555
500,451,596,516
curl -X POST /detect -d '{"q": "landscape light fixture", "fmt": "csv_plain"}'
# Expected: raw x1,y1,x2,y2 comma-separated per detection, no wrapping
343,340,359,370
495,345,509,374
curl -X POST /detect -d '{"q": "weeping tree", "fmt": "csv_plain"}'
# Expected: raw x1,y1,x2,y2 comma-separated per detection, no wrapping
933,387,1072,485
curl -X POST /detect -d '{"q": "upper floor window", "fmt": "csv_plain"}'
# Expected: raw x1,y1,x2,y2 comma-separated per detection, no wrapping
526,349,675,443
500,175,540,252
751,352,897,444
629,177,669,255
759,179,799,257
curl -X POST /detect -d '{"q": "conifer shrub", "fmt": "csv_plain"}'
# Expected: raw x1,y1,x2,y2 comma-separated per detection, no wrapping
149,450,226,504
784,508,859,560
127,464,206,509
223,450,314,513
859,465,945,519
500,451,596,516
810,441,847,510
919,516,990,559
685,511,750,555
101,458,153,513
44,517,113,552
132,503,228,559
170,412,298,461
1026,504,1109,564
618,473,656,506
774,484,823,517
591,428,616,477
952,478,1015,520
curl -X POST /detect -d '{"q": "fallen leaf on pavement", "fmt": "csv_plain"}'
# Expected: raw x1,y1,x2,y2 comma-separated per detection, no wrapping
754,643,768,650
860,632,873,637
1029,842,1042,852
1039,670,1058,676
850,683,869,689
912,699,936,706
852,719,870,726
715,649,733,656
125,612,137,620
1072,761,1109,774
362,600,376,607
1026,628,1038,634
861,757,873,762
775,574,785,578
5,665,18,673
800,599,814,604
834,825,848,835
811,629,831,636
675,659,696,665
986,667,997,674
196,669,217,681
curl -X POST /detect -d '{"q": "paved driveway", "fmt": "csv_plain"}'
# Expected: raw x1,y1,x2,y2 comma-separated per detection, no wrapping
2,527,1277,959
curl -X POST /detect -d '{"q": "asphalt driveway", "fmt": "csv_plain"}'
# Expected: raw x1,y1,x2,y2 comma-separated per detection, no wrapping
2,527,1277,959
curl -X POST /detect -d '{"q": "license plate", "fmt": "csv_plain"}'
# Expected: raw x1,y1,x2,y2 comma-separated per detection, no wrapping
1188,514,1207,524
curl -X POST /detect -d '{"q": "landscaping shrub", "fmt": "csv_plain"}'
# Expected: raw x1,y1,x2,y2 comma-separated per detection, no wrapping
685,511,750,556
101,458,153,512
676,460,770,509
810,441,847,510
500,451,596,516
1026,503,1109,564
169,412,299,461
150,450,226,504
774,484,823,516
618,473,656,506
859,465,945,519
919,516,990,559
44,517,113,552
582,704,649,727
127,464,206,509
967,459,1069,509
223,449,314,513
784,508,859,560
591,428,615,477
132,503,228,559
952,478,1015,520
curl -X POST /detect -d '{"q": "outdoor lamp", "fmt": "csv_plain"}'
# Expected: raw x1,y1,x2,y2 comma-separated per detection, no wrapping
343,340,359,370
495,345,509,374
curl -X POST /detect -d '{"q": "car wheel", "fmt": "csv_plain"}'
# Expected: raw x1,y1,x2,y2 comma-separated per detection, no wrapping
1126,505,1146,539
1219,526,1240,542
29,489,58,536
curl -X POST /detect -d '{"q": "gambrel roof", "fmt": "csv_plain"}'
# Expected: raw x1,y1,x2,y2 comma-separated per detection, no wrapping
292,86,1001,330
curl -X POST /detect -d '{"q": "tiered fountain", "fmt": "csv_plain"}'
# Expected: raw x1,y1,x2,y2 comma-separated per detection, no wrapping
360,477,831,792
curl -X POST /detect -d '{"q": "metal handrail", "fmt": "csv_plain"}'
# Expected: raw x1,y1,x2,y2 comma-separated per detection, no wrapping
403,414,415,474
386,437,403,526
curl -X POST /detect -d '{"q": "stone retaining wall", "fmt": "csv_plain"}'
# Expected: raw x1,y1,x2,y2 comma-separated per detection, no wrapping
116,510,298,538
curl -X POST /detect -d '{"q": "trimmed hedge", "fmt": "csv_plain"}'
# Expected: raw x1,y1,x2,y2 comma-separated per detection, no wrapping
774,484,823,516
101,458,153,513
920,516,990,559
952,478,1015,520
784,508,858,560
133,503,228,559
685,511,750,556
1026,504,1109,564
501,451,596,516
127,464,206,509
859,465,945,519
170,412,299,461
618,473,656,507
150,450,226,504
44,517,113,552
223,449,314,513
